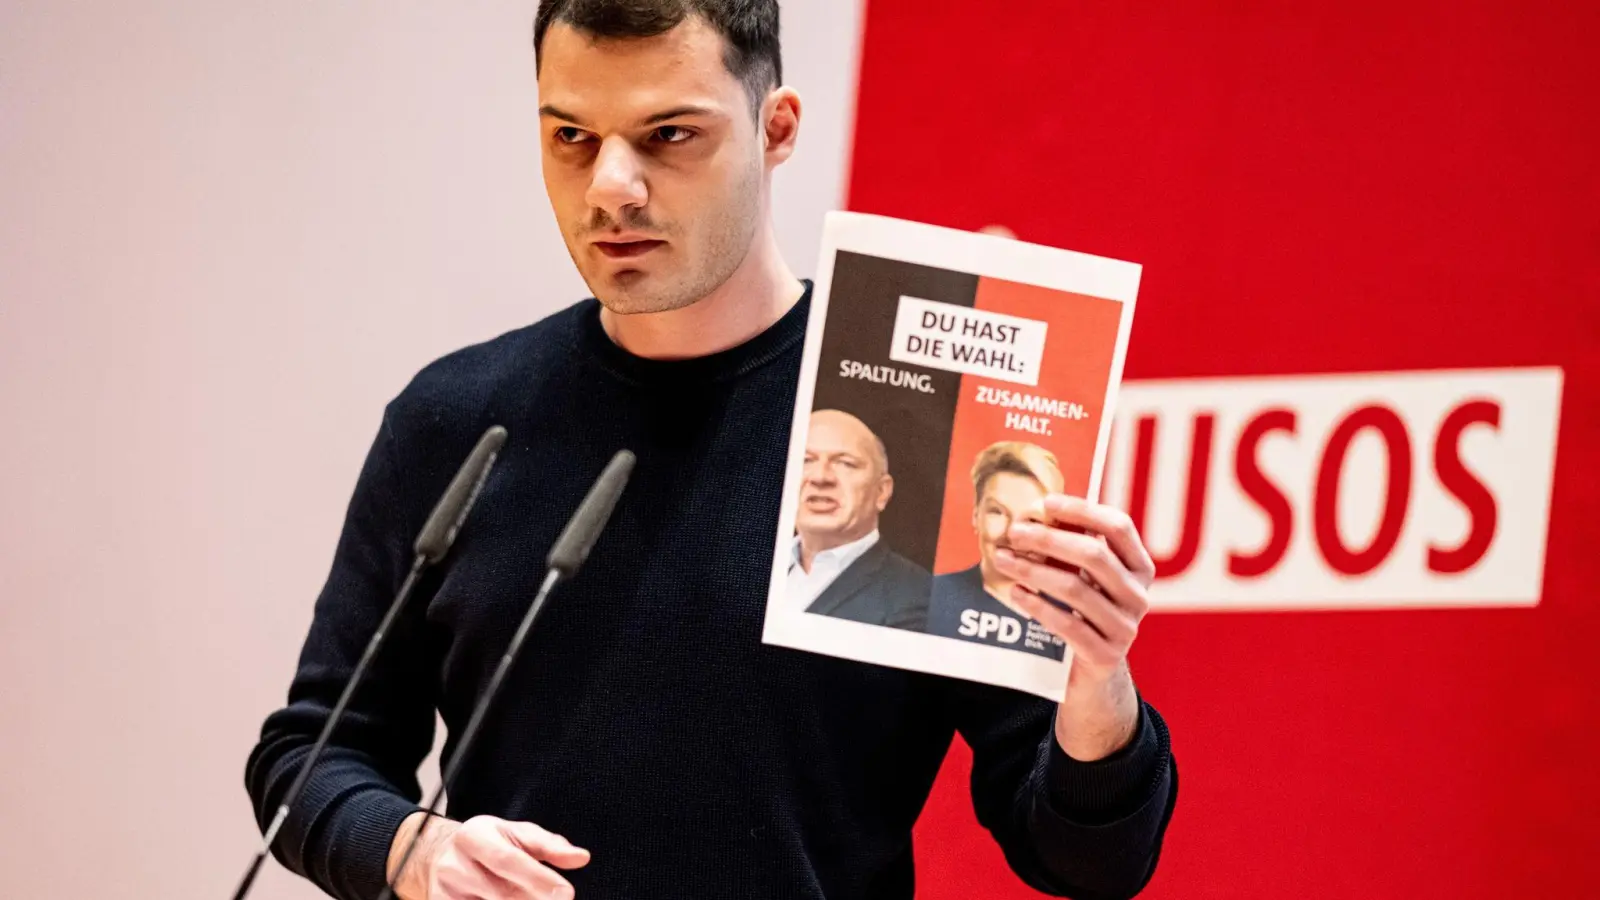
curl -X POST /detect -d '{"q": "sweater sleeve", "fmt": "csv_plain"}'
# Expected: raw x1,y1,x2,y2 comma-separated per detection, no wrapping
244,409,439,900
947,678,1178,900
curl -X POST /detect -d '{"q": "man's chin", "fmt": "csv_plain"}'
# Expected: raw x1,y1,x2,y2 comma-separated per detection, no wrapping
593,280,700,317
590,275,649,312
796,525,849,550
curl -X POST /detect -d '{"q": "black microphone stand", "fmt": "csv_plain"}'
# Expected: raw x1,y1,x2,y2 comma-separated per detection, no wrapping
378,449,635,900
228,425,508,900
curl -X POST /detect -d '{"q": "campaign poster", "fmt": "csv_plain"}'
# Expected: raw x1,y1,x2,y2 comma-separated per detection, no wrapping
762,212,1141,700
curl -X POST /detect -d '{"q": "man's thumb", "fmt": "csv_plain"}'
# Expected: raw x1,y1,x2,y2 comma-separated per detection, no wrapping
500,820,591,868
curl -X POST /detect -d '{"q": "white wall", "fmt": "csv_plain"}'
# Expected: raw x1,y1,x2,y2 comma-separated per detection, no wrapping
0,2,864,897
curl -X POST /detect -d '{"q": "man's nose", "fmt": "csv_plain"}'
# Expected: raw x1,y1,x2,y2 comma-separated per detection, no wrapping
804,463,836,486
585,137,648,224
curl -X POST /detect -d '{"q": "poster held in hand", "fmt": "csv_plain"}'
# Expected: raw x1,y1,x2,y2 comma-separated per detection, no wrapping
762,212,1140,700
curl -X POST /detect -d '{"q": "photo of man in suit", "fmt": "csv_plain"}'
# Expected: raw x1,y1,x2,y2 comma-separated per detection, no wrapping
789,409,930,630
926,441,1071,660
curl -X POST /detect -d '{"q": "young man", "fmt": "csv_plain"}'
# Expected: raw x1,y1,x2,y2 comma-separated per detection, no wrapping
244,3,1179,899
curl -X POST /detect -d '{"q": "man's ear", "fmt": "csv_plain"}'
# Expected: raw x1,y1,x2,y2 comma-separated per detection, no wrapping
876,473,894,512
762,86,802,165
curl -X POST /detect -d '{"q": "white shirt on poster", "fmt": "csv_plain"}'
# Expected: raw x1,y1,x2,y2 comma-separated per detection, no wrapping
786,529,880,610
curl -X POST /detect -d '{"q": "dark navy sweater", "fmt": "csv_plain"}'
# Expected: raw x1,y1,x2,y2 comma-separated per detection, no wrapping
244,287,1178,900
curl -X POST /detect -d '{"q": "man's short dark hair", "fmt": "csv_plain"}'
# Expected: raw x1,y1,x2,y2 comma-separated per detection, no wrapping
534,0,782,114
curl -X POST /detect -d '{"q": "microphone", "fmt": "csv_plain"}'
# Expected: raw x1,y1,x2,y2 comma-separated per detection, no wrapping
380,449,636,900
229,424,509,900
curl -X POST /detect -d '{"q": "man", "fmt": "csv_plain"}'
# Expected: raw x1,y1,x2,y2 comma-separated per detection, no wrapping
790,408,928,629
928,441,1071,660
245,3,1178,900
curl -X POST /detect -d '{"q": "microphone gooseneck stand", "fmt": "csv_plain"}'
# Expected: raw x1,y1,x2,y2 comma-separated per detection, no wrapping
228,425,509,900
378,449,635,900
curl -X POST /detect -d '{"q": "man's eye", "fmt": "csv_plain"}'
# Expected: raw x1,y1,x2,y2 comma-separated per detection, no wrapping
554,127,589,144
653,125,693,144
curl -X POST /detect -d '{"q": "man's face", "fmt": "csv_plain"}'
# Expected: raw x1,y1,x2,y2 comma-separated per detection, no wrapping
798,412,892,552
536,16,769,315
974,471,1049,580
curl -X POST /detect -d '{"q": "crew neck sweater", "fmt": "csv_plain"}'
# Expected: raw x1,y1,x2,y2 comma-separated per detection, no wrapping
244,285,1178,900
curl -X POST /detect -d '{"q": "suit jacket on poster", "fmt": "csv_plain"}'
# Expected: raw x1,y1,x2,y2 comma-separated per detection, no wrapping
804,540,930,631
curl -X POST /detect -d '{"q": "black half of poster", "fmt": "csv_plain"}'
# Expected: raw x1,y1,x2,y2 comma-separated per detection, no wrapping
810,250,976,571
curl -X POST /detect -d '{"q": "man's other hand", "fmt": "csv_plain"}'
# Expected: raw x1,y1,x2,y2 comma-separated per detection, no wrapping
996,494,1155,683
389,812,591,900
996,494,1156,761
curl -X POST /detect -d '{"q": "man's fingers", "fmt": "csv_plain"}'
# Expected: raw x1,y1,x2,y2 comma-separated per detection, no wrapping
1008,585,1123,670
435,817,588,900
994,547,1138,646
462,836,578,898
473,855,571,900
489,858,577,900
998,518,1152,614
1041,494,1156,582
443,854,574,900
497,820,591,869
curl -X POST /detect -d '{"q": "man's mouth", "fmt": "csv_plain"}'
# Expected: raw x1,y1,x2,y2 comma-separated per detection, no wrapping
803,496,839,513
594,238,666,259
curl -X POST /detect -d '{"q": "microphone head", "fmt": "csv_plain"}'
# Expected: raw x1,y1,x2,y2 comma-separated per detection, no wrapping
547,449,635,577
414,425,508,564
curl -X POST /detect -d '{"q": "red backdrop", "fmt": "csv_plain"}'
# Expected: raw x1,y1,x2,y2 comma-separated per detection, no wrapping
845,2,1600,897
